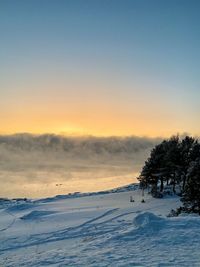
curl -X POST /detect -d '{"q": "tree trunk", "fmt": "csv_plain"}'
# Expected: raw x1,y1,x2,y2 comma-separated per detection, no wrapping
173,182,176,194
182,174,186,191
160,178,164,192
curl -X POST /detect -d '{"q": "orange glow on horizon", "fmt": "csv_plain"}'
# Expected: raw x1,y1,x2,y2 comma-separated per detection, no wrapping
1,94,198,137
0,118,193,138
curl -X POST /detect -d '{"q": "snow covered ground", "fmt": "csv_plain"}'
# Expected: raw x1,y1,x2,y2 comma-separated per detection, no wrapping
0,185,200,266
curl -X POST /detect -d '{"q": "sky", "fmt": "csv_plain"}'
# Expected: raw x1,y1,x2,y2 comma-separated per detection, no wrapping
0,0,200,137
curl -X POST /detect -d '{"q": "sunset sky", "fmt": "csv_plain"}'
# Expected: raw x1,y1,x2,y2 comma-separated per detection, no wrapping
0,0,200,137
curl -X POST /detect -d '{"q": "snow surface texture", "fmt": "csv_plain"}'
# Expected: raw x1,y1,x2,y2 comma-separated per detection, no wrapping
0,186,200,267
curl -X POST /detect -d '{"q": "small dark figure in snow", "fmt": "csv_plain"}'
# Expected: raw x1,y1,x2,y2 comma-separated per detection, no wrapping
130,196,135,202
141,199,145,203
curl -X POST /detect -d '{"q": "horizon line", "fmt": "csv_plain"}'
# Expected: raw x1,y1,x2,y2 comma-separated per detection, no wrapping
0,131,196,140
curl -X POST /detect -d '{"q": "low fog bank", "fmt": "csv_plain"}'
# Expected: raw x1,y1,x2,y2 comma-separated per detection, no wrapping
0,134,161,197
0,133,161,155
0,134,161,173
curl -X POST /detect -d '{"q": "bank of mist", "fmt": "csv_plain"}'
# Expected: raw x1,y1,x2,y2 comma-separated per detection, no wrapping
0,134,160,198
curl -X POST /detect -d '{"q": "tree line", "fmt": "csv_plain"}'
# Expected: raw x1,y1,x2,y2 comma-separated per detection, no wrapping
138,135,200,214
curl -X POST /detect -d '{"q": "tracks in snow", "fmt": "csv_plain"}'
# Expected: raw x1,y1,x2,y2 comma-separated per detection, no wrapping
0,207,140,252
0,210,17,233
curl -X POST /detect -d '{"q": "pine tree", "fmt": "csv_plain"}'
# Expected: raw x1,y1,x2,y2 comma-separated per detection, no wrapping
179,136,196,191
138,135,200,207
190,141,200,162
181,158,200,214
163,136,180,192
139,140,167,196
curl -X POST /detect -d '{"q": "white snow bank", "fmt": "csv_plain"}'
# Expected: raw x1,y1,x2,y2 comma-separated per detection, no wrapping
133,212,165,229
1,187,200,267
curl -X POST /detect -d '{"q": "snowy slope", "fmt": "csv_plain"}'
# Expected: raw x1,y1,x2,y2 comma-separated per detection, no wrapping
0,185,200,267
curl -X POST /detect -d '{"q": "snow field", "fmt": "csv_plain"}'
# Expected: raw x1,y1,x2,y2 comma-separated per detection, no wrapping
1,187,200,266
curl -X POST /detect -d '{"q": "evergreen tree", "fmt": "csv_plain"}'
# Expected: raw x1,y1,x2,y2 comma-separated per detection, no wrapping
181,158,200,214
139,140,167,195
138,135,200,208
179,136,196,191
163,136,180,192
190,141,200,162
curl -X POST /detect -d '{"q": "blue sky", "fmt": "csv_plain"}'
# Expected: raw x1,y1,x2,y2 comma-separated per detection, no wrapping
0,0,200,136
